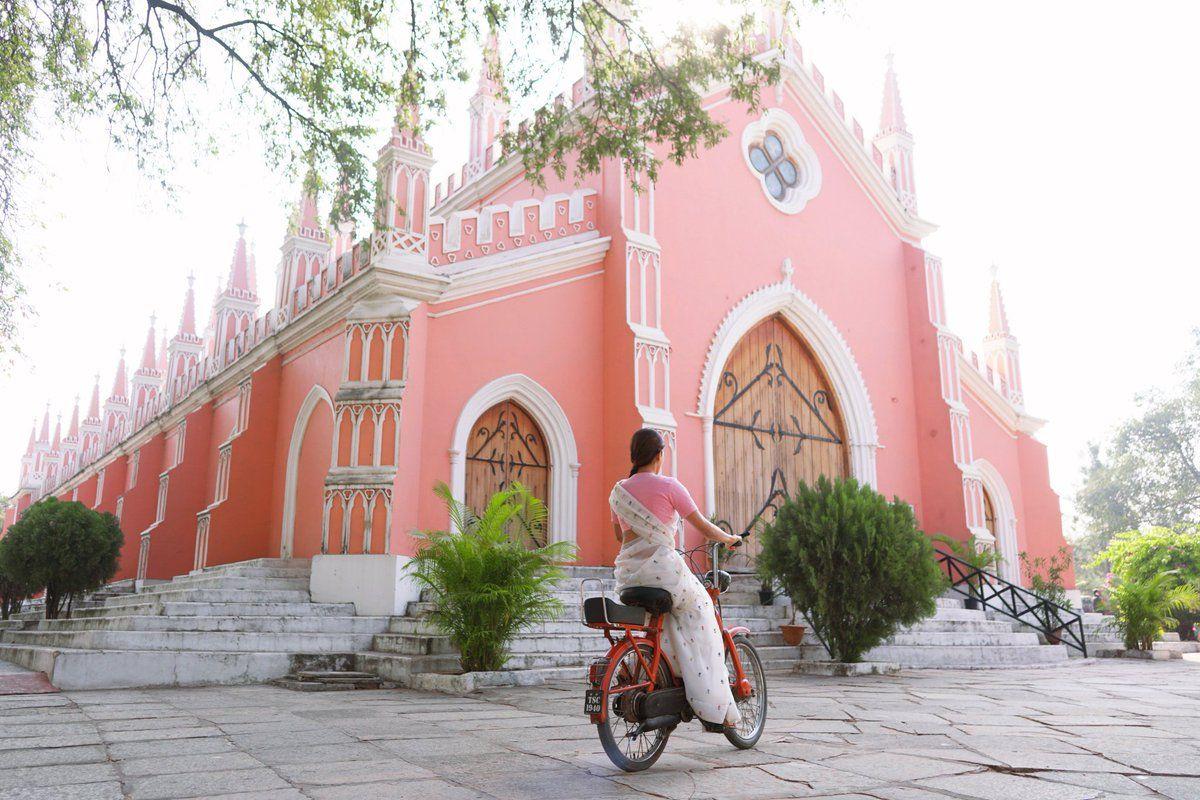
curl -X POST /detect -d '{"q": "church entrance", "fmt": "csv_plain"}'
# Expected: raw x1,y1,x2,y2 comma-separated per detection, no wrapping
712,315,849,570
464,399,551,549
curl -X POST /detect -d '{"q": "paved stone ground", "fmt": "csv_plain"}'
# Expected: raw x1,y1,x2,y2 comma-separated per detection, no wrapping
0,660,1198,800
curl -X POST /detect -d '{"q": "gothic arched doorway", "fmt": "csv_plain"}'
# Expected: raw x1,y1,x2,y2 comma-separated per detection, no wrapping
464,399,551,549
713,315,849,569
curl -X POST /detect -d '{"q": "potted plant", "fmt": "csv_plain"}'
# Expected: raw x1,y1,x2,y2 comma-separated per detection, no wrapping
779,608,806,646
1110,571,1200,652
932,534,1003,610
757,476,944,665
407,483,577,674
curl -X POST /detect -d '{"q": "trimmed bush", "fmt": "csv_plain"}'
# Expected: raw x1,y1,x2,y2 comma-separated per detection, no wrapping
408,482,576,673
757,476,945,663
0,568,32,620
0,497,123,619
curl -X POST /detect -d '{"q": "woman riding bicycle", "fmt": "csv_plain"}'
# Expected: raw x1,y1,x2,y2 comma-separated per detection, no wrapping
609,428,743,731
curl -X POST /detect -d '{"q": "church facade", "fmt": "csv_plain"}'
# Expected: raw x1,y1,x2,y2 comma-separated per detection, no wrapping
2,23,1074,594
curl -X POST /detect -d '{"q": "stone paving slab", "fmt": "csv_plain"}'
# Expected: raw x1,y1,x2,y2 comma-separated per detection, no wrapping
0,660,1197,798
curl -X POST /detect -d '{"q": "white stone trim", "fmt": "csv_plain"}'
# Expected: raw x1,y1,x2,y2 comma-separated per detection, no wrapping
972,458,1021,585
280,385,335,558
450,374,580,544
696,259,880,514
741,107,822,214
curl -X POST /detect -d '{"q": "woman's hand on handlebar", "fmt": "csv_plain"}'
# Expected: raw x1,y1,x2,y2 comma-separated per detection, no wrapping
684,511,743,547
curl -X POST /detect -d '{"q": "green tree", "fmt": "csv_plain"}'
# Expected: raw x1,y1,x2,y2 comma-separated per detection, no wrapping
757,476,946,663
1019,546,1074,610
0,566,33,620
1,0,790,361
0,497,123,619
1093,527,1200,639
1074,331,1200,589
408,482,576,673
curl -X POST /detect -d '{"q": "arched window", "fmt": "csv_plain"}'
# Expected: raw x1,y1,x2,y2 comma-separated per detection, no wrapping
982,487,997,541
464,399,550,549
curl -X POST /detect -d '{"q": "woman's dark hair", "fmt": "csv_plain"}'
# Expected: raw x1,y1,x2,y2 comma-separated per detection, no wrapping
628,428,665,477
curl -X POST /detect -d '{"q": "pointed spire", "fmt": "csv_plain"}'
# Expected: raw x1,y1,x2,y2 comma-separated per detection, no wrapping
178,274,197,338
290,171,325,240
87,374,101,419
38,405,50,442
25,421,36,455
51,415,62,451
878,53,908,136
986,264,1011,338
139,314,158,371
476,24,503,97
227,223,254,293
158,334,169,373
67,397,80,438
110,348,128,399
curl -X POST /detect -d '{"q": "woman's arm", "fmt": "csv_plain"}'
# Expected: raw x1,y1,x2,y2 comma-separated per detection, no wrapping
684,511,742,546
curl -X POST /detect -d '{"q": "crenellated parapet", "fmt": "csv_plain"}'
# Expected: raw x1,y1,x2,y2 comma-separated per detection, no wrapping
427,189,598,267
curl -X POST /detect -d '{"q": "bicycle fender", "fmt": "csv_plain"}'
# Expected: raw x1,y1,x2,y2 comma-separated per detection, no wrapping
726,626,751,638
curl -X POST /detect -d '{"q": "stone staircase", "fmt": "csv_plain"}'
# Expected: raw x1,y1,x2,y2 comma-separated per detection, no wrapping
855,595,1070,668
1080,612,1124,657
356,568,805,688
0,559,391,690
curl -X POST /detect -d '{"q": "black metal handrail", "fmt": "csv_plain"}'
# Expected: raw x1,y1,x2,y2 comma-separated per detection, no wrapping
934,549,1087,657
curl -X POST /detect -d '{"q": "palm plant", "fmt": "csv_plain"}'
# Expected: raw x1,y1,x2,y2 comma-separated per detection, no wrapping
408,482,577,673
1110,572,1200,651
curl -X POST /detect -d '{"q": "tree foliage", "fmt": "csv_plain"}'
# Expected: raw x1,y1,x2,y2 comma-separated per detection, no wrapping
1074,331,1200,589
757,476,945,663
1093,526,1200,640
1019,546,1073,610
0,497,123,619
408,482,576,673
0,0,789,362
0,566,33,620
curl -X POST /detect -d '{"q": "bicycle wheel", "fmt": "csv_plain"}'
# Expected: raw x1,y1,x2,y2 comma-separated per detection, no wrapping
596,641,673,772
724,634,767,749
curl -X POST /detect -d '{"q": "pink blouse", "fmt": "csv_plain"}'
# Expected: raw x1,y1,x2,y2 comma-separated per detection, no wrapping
611,472,699,530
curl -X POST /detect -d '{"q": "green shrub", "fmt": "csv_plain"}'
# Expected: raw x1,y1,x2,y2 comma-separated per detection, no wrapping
0,567,32,620
1019,546,1074,610
757,476,946,663
1092,526,1200,638
408,482,576,673
1110,572,1200,650
0,498,123,619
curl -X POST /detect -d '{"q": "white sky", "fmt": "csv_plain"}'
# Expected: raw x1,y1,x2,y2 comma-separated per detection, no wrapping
3,0,1198,541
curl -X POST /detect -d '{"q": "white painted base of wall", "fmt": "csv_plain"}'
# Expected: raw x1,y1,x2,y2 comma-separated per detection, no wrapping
310,554,422,617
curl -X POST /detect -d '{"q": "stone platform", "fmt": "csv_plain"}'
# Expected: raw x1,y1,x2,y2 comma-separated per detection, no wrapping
0,660,1197,799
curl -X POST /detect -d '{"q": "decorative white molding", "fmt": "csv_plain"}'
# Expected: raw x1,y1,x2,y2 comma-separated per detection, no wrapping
972,458,1021,584
741,107,822,214
280,385,335,558
958,353,1046,436
696,259,880,510
432,234,610,304
450,374,580,544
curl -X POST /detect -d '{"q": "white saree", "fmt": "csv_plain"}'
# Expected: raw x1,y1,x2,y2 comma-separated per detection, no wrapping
609,481,740,726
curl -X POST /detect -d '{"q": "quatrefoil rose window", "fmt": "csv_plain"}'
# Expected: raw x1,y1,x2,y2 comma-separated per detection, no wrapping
742,108,822,214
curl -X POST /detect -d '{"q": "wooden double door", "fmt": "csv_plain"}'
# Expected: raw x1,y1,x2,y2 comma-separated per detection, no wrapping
712,315,849,569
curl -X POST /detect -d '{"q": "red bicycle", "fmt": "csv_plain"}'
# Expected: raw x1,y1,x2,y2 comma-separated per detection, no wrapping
580,538,768,771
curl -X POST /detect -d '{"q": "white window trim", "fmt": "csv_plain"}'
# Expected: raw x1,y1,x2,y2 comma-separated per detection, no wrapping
971,458,1021,585
741,107,822,215
449,374,580,545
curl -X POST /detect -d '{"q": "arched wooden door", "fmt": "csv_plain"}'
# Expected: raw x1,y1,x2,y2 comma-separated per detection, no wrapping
464,399,551,549
713,315,849,569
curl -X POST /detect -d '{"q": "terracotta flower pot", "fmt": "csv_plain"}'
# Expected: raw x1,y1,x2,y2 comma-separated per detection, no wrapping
780,624,806,646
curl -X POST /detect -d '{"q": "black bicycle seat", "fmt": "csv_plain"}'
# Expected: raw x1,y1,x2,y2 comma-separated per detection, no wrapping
618,586,673,614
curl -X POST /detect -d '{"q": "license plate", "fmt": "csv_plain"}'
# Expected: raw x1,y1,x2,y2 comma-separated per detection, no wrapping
584,689,603,715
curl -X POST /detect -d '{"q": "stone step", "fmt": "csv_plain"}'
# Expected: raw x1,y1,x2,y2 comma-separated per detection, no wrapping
197,566,312,580
355,651,461,682
884,631,1041,647
372,633,458,656
105,588,312,607
1152,640,1200,655
161,601,357,617
1,628,377,653
0,643,296,690
896,619,1021,634
35,614,390,634
145,575,310,593
863,643,1070,668
199,558,311,574
271,670,385,692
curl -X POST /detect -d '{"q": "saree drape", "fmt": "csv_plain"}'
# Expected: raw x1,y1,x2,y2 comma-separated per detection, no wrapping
609,481,740,726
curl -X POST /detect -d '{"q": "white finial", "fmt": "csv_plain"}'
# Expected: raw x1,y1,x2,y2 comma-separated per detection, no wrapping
885,51,895,70
781,257,794,283
989,262,999,280
237,219,247,237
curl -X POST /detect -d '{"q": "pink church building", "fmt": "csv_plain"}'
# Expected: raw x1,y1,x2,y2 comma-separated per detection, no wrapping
2,22,1074,595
